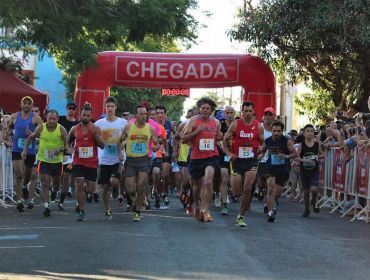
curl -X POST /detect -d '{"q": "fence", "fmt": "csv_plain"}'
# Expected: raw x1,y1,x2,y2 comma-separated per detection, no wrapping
315,146,369,222
0,143,15,207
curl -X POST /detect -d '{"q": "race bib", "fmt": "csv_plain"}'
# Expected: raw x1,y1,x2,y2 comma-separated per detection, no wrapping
171,161,180,173
131,142,147,155
303,155,317,169
238,147,254,159
78,147,93,159
104,144,118,156
224,155,230,162
44,149,59,161
63,155,73,164
271,154,285,165
199,139,214,151
17,138,31,149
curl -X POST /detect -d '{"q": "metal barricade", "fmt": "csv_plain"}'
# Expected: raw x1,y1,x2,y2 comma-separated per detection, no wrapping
0,143,15,207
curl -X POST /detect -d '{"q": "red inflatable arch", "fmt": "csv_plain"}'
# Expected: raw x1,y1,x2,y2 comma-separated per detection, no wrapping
74,51,276,120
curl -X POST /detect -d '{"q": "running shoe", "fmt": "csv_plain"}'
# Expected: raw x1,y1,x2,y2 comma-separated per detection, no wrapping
58,203,65,211
132,212,141,222
236,215,246,227
313,202,320,213
16,200,24,212
104,209,112,220
202,211,213,222
27,200,35,209
195,208,203,221
93,193,99,202
43,207,51,217
186,205,194,215
77,211,86,222
144,200,151,210
267,211,275,223
221,206,229,215
263,204,269,214
86,193,92,203
302,209,310,218
214,193,221,208
75,203,79,213
163,196,170,206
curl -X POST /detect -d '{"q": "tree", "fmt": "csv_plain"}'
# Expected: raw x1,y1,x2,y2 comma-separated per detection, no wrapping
229,0,370,114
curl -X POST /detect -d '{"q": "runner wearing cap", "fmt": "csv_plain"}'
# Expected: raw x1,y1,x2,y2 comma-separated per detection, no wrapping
22,110,68,217
7,96,43,212
58,101,79,209
182,97,222,222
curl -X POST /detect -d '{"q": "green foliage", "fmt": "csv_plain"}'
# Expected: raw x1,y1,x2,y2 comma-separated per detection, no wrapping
229,0,370,113
111,87,185,121
293,86,336,124
194,91,233,109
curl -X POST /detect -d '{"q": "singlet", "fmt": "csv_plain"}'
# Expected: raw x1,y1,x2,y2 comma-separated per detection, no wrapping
300,140,319,172
95,117,127,165
12,112,36,154
58,116,78,133
37,123,64,163
126,123,151,158
231,119,260,159
73,123,98,169
190,116,219,160
262,123,272,140
153,125,167,159
260,135,290,167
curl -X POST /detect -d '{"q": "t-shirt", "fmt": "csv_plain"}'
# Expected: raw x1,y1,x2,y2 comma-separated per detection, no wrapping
95,117,127,165
58,116,78,133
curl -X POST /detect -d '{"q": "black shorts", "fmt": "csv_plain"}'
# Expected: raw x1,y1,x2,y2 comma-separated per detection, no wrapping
301,171,319,190
178,161,188,168
189,156,219,181
162,156,171,164
72,165,97,182
99,163,121,185
12,152,36,169
233,158,258,175
151,158,162,170
219,155,230,169
125,156,151,177
63,163,73,174
260,164,289,187
38,161,62,177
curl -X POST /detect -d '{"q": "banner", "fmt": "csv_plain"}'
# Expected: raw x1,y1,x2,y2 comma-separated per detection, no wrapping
356,147,369,197
332,148,346,192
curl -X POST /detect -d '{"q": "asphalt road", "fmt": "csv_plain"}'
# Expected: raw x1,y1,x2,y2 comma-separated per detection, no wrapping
0,193,369,280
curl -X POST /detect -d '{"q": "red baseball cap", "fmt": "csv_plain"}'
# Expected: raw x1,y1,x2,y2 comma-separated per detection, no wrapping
264,107,276,115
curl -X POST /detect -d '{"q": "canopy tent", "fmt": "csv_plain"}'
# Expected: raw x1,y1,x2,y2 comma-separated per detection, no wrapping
0,70,48,114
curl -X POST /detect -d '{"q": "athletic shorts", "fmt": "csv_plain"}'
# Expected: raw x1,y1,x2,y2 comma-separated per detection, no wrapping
99,163,120,184
162,156,171,164
12,152,36,169
72,164,97,182
260,164,289,187
300,171,319,190
151,158,162,170
189,156,219,181
219,155,230,169
178,161,188,168
38,161,62,177
63,163,73,174
125,156,151,177
232,158,258,175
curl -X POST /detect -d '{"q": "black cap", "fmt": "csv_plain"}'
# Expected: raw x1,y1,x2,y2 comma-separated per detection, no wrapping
67,101,76,107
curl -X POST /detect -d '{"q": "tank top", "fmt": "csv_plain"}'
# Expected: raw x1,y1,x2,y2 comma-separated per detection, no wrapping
300,140,319,172
262,123,272,140
73,123,99,168
190,116,219,160
260,135,290,166
231,119,260,159
126,123,151,158
37,123,64,163
12,112,36,154
178,143,190,162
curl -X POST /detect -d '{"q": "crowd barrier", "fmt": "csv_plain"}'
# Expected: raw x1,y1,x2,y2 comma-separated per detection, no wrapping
316,146,370,222
0,144,15,207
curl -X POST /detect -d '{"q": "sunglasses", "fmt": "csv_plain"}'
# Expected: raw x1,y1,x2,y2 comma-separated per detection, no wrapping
31,110,39,113
68,107,76,110
122,113,129,116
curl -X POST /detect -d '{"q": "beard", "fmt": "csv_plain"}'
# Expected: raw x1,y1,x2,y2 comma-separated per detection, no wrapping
81,120,90,125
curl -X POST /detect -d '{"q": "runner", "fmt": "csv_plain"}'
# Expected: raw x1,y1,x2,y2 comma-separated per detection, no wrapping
296,124,324,217
7,96,43,212
67,103,104,221
22,110,67,217
217,106,235,215
182,97,222,222
120,105,159,222
223,102,264,227
94,96,127,220
58,101,79,209
258,121,297,222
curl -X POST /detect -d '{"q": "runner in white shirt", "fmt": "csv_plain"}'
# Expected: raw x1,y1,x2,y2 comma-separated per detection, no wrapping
94,96,127,220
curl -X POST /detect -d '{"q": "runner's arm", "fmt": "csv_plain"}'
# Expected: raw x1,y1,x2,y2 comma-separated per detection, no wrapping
66,126,76,154
94,125,105,149
258,123,264,144
150,126,160,152
318,142,324,159
222,121,236,156
33,114,43,127
120,124,130,142
181,118,202,144
286,139,297,159
60,125,68,153
22,124,43,158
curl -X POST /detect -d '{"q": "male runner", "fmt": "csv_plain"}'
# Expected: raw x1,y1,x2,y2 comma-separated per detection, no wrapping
67,103,104,221
223,102,264,226
8,96,43,212
182,97,222,222
22,110,67,217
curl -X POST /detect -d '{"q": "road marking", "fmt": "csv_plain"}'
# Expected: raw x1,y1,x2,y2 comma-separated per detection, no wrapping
0,245,45,249
0,234,38,240
0,227,68,230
